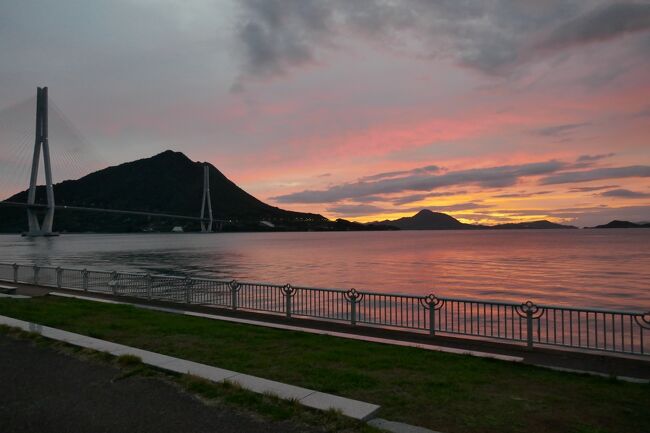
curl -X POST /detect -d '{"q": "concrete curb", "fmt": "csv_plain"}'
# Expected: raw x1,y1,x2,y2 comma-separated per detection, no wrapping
532,364,650,384
0,293,31,299
369,418,443,433
0,314,380,421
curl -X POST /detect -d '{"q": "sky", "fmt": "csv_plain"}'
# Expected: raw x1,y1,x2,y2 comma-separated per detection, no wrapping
0,0,649,227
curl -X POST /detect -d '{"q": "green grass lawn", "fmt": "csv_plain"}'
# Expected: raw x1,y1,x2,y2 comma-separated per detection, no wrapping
0,295,648,433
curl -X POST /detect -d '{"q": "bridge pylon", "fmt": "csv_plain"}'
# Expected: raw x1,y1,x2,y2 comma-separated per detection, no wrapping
23,87,58,237
200,164,213,232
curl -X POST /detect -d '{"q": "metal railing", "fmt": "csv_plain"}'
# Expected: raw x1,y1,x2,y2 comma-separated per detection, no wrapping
1,262,648,356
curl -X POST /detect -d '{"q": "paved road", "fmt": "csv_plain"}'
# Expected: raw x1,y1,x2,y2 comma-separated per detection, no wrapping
0,335,319,433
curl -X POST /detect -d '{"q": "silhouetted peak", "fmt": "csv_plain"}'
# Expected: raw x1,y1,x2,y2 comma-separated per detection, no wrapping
411,209,461,223
378,209,465,230
151,150,192,162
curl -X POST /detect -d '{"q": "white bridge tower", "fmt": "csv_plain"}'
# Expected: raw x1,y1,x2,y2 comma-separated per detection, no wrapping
25,87,57,237
200,164,213,232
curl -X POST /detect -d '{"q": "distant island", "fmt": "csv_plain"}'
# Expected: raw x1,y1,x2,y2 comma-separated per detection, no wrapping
588,220,650,229
371,209,577,230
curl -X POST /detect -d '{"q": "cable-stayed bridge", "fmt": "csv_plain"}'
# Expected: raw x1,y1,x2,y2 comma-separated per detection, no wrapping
0,87,221,236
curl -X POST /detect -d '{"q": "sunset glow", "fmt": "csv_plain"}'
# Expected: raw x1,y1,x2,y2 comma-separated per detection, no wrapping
1,1,649,227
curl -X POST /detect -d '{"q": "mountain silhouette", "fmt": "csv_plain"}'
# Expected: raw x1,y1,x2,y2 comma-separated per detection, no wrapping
490,220,577,229
374,210,576,230
0,150,325,232
377,209,469,230
591,220,650,229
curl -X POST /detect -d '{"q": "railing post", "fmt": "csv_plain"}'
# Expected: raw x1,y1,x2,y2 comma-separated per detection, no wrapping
12,263,18,283
56,267,62,288
229,280,240,310
526,310,533,347
634,313,650,355
33,264,39,285
281,284,296,318
420,293,444,336
146,273,152,300
185,277,192,304
82,269,88,292
517,301,540,348
110,271,118,295
344,289,363,326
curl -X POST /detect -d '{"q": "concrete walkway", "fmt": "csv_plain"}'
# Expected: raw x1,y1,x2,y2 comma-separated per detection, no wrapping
0,334,324,433
0,314,380,421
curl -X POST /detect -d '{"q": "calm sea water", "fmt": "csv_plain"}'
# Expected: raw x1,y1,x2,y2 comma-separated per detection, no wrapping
1,230,648,311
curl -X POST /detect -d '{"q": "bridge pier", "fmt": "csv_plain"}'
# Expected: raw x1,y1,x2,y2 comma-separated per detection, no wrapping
23,87,58,237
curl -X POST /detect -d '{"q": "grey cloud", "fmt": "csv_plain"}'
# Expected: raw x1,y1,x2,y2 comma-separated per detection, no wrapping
236,1,648,83
538,3,650,51
391,190,467,205
352,195,386,203
273,160,566,203
532,122,590,137
335,190,467,205
601,188,650,198
359,165,440,182
432,202,492,211
570,153,616,169
576,153,615,162
236,0,331,80
493,191,553,198
540,165,650,185
569,184,618,192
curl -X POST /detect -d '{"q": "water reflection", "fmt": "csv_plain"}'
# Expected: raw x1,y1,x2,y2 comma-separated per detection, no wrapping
1,230,649,310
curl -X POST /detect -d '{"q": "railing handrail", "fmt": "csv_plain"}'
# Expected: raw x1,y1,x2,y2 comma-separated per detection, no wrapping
1,261,647,316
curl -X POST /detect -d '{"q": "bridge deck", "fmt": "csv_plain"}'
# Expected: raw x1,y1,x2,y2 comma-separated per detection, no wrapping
0,201,226,223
